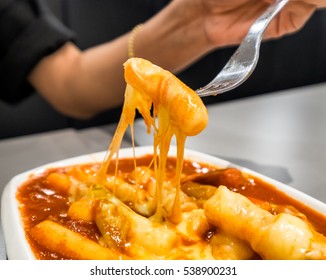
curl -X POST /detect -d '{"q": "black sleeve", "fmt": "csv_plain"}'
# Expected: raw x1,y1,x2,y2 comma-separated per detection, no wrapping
0,0,76,104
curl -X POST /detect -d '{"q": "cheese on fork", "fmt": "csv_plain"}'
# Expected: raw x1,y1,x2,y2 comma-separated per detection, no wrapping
97,58,208,223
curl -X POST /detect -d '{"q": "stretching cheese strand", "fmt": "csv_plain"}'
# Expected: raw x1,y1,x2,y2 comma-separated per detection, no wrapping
97,58,208,223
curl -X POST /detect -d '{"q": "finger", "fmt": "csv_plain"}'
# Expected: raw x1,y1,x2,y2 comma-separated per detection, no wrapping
264,1,316,38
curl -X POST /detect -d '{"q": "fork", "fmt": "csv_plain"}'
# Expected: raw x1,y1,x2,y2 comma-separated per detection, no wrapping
196,0,289,97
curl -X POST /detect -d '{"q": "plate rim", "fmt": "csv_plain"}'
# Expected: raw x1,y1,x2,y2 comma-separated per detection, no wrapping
2,145,326,259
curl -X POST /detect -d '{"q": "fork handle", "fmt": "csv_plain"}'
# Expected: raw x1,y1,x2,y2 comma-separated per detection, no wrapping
247,0,289,45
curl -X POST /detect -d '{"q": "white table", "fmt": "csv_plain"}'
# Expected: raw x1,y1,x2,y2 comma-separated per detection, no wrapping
1,82,326,259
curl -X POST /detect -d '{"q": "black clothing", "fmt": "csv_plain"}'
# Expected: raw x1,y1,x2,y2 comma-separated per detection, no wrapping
0,0,326,139
0,0,75,103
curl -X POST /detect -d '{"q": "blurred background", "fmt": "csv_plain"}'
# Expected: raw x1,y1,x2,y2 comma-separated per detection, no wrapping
1,0,326,139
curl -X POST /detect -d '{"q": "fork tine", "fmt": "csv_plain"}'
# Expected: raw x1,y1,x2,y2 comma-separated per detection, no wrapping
196,0,289,97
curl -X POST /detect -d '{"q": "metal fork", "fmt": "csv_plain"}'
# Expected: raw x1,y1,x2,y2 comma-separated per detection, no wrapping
196,0,289,97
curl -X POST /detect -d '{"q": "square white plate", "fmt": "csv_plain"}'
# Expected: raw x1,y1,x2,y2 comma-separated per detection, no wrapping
2,146,326,259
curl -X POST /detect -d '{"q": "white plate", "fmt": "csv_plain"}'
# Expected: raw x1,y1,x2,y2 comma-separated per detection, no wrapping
2,146,326,259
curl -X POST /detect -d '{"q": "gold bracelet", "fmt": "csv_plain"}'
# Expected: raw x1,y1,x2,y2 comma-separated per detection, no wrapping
128,23,143,58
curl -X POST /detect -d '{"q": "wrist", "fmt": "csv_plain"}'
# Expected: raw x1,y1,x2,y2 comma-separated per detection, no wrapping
128,24,144,58
133,1,213,73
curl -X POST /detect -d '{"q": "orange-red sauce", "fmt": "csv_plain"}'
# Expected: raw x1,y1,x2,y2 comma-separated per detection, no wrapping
16,156,326,260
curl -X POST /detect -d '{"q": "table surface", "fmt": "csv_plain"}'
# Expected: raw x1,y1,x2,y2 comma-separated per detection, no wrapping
1,82,326,259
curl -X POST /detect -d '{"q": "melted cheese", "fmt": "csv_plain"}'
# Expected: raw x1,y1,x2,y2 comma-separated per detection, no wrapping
97,58,208,223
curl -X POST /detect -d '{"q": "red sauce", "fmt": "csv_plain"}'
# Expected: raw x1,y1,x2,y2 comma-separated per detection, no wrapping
16,155,326,259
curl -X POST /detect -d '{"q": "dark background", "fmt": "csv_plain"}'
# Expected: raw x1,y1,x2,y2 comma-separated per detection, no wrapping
1,0,325,139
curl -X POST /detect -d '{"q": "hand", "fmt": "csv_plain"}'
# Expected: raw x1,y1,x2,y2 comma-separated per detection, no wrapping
175,0,325,48
28,0,326,118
